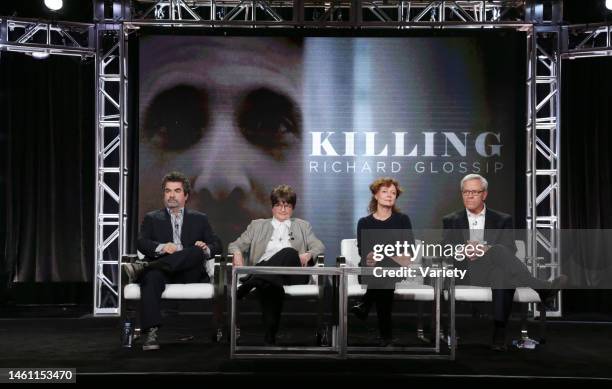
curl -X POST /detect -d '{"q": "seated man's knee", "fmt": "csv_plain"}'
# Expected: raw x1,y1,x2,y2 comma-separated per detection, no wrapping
140,269,166,285
487,245,512,261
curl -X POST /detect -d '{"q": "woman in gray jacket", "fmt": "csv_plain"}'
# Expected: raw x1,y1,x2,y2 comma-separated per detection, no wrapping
228,184,325,345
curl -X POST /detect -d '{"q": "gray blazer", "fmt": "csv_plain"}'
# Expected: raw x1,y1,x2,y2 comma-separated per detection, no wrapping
228,218,325,265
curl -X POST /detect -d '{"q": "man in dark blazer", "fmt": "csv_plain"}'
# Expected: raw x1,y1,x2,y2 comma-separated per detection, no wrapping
123,171,221,351
442,174,563,351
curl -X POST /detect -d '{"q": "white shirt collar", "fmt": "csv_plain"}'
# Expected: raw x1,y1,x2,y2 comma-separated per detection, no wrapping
167,207,184,217
466,204,486,218
271,217,291,229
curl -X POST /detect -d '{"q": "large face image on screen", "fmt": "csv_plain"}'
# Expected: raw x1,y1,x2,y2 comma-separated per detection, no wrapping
139,33,525,260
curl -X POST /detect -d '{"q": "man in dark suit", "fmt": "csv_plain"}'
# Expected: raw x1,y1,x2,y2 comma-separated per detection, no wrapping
442,174,564,351
122,171,221,351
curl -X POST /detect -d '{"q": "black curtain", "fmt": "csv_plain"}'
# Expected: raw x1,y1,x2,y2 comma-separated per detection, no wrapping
561,56,612,314
0,52,94,285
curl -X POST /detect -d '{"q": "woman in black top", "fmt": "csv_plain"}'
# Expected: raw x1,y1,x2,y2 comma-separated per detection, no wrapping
351,177,415,346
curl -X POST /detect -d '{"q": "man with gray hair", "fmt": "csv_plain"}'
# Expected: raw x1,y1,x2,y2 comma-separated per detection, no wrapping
442,174,566,351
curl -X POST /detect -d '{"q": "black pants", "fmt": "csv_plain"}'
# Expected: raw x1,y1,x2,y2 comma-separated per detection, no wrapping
468,245,550,325
360,289,394,340
139,246,207,330
250,247,310,340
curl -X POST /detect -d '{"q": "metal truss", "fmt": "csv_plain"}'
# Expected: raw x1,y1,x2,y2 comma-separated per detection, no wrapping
562,23,612,59
128,0,526,26
93,24,129,316
0,17,94,57
526,23,562,317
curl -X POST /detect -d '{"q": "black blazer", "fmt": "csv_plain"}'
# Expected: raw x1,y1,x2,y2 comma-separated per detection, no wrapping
442,207,514,252
137,208,222,260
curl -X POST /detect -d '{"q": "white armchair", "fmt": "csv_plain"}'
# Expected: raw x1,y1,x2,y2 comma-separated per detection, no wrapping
339,238,436,342
443,240,547,344
226,254,331,347
120,253,226,344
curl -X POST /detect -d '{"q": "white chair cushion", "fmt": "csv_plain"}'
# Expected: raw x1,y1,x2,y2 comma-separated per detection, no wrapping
513,287,541,303
124,283,214,300
348,284,367,297
137,250,216,280
394,283,435,301
347,283,434,300
283,284,320,297
447,285,493,302
341,239,361,267
444,286,541,303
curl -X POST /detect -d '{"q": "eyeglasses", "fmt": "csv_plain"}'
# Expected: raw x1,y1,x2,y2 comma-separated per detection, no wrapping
462,190,485,197
274,203,293,210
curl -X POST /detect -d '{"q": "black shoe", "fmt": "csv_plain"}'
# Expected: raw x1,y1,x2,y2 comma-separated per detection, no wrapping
551,274,568,289
236,279,258,300
236,283,252,300
379,337,394,347
122,261,146,284
236,277,270,300
539,275,568,309
350,302,369,321
142,326,160,351
491,327,507,352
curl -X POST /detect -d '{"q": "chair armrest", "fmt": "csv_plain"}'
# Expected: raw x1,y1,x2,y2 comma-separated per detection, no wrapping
314,255,325,297
422,255,444,266
316,255,325,267
440,260,456,290
225,254,234,286
213,254,223,296
418,256,444,286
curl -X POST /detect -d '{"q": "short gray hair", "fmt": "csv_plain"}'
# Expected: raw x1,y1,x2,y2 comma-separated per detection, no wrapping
460,174,488,191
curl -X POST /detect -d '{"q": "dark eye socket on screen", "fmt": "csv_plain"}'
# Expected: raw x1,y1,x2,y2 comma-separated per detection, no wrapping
142,85,209,151
235,87,301,160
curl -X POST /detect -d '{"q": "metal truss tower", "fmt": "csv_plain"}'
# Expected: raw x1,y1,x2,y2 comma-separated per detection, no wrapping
525,1,563,316
93,24,129,315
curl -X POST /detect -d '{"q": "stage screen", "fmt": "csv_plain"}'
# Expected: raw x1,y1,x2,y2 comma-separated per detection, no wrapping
138,32,526,260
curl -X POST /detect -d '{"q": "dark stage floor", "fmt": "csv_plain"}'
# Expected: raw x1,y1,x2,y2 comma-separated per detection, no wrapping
1,309,612,383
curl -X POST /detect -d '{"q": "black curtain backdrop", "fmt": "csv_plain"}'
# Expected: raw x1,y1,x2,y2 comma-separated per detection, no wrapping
0,52,94,286
561,56,612,314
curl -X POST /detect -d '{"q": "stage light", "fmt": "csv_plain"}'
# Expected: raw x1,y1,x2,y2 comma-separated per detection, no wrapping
606,0,612,11
44,0,63,11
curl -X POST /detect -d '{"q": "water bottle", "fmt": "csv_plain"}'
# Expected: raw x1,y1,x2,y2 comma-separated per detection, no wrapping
121,321,134,348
